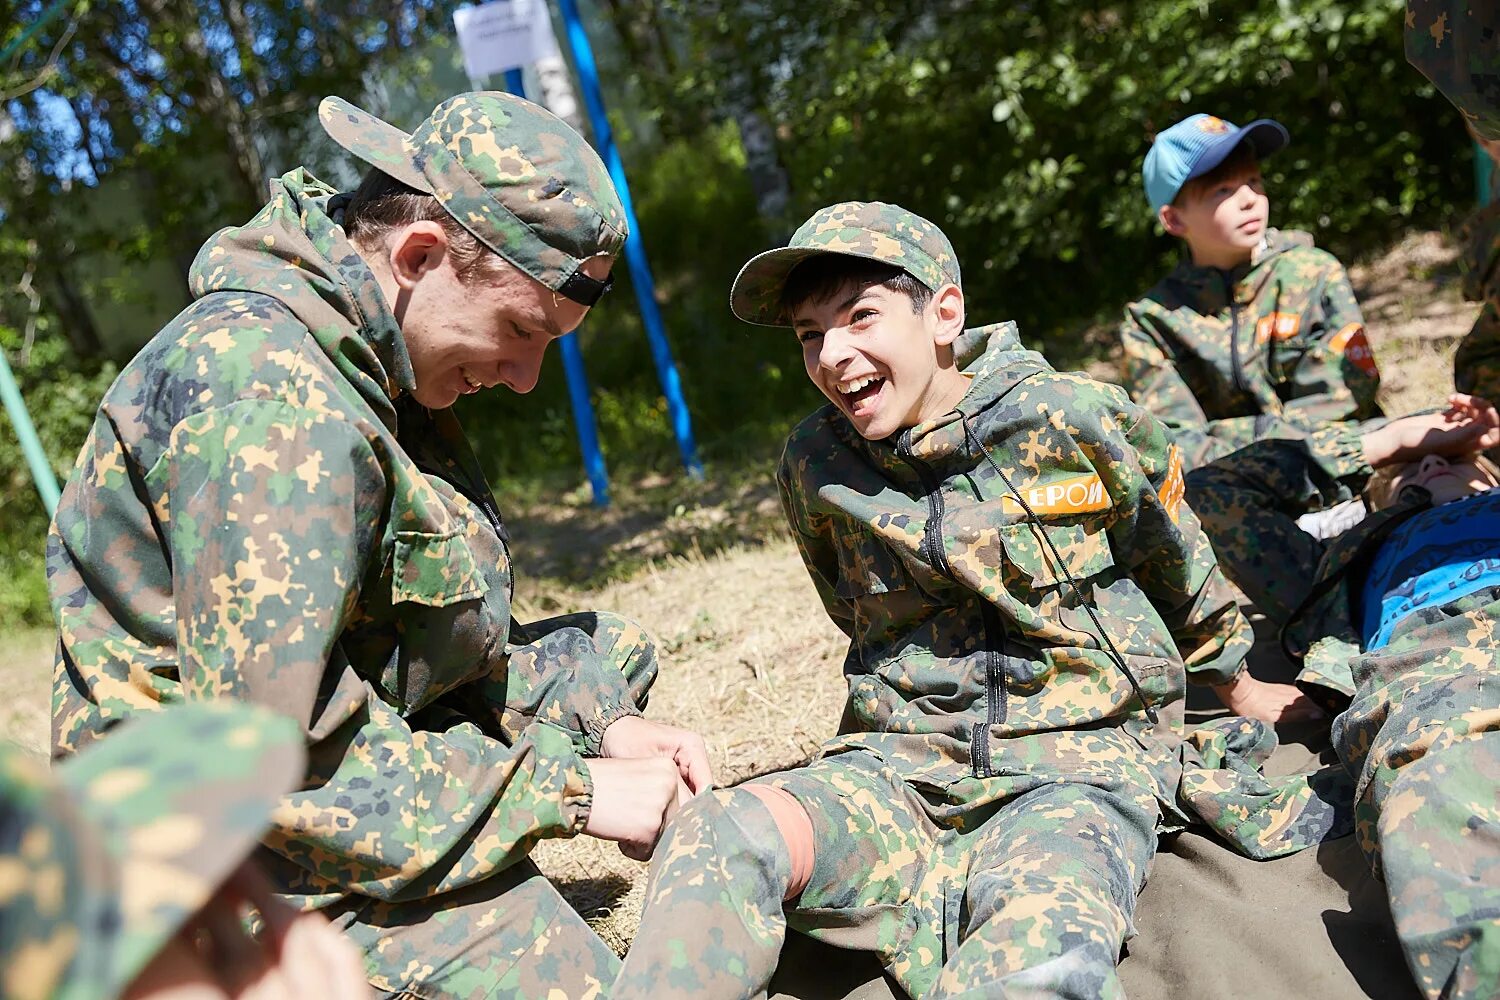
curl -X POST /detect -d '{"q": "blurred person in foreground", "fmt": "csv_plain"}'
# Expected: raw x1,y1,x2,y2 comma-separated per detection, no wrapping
47,91,709,998
1186,394,1500,1000
612,202,1351,1000
2,700,368,1000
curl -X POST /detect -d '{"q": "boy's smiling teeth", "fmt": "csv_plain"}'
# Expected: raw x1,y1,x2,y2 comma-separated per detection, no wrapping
837,375,884,395
462,367,483,391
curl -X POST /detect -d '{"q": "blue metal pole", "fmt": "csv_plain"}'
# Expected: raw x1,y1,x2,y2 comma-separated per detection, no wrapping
1478,139,1495,207
0,347,61,516
554,0,703,478
502,66,611,506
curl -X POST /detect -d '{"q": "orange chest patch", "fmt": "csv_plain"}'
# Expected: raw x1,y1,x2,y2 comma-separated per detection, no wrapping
1000,472,1112,516
1255,312,1302,344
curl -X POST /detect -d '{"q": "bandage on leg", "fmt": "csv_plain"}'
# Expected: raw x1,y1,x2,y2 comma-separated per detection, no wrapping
742,783,816,901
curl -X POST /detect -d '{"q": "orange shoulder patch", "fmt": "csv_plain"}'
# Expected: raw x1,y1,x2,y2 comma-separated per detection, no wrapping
1328,323,1379,377
1159,444,1185,525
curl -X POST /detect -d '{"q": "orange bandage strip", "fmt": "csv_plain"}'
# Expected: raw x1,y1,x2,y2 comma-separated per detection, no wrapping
742,784,815,901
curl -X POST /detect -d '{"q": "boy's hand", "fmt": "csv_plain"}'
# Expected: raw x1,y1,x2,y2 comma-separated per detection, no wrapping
1362,394,1500,468
583,756,690,861
1211,672,1326,724
599,714,714,794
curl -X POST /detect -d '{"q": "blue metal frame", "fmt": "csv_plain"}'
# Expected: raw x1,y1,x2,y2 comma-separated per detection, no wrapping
503,66,612,506
554,0,703,478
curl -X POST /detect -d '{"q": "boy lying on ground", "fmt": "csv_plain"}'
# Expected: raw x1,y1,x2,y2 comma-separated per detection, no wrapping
1185,394,1500,1000
610,202,1352,1000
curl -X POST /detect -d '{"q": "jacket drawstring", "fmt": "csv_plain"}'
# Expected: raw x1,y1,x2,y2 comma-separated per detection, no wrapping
959,413,1160,725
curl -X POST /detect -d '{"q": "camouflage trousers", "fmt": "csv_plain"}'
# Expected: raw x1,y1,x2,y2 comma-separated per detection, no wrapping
323,859,616,999
309,610,657,1000
614,749,1158,1000
1332,586,1500,1000
1185,448,1342,627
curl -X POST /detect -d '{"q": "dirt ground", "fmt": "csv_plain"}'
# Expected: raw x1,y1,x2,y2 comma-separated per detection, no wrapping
3,229,1477,954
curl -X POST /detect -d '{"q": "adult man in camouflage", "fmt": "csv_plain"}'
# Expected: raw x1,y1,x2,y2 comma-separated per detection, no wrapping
1185,394,1500,999
613,203,1348,1000
48,92,710,998
1407,0,1500,418
2,700,368,999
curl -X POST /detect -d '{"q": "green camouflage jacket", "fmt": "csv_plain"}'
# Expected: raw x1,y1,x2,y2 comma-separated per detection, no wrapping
49,169,648,908
1119,229,1381,471
778,322,1253,802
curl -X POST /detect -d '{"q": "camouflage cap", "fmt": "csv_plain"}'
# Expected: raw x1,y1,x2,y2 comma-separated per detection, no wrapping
320,91,628,305
0,702,305,1000
730,201,961,327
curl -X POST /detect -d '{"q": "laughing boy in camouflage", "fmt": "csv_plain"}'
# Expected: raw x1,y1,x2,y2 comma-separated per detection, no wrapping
1118,114,1383,473
611,202,1345,1000
47,92,711,998
1186,393,1500,999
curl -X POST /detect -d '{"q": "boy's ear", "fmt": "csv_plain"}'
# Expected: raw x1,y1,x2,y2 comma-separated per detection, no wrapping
930,283,966,346
388,221,448,290
1158,204,1186,237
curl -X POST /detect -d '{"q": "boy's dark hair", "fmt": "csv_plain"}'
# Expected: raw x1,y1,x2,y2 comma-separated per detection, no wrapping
1173,141,1261,207
342,168,503,282
779,254,934,322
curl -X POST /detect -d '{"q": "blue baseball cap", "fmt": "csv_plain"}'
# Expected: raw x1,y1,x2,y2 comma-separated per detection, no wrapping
1143,113,1289,212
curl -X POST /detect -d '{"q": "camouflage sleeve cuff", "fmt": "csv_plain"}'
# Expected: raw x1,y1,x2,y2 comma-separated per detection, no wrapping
565,752,595,836
582,703,643,756
1304,421,1372,482
528,721,597,837
1188,656,1246,687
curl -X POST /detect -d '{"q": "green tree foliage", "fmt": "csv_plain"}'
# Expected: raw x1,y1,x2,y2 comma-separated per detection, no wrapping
0,0,1478,624
463,0,1474,484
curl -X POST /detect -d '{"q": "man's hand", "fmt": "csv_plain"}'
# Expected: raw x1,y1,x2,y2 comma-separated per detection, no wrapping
599,714,714,794
1211,672,1326,725
122,862,371,999
582,756,689,861
1362,394,1500,468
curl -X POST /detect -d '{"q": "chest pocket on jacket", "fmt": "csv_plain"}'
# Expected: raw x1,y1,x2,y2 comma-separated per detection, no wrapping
833,535,909,601
391,529,490,607
998,520,1114,590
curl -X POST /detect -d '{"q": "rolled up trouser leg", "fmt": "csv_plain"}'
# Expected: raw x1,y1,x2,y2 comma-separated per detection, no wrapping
612,786,793,1000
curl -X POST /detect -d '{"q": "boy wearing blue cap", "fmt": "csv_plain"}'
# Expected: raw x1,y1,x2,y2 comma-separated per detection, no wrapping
1118,113,1383,474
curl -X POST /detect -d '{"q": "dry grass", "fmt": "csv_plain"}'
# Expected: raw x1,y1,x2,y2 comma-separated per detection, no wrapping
2,627,53,761
527,539,847,953
0,230,1478,956
1348,230,1470,415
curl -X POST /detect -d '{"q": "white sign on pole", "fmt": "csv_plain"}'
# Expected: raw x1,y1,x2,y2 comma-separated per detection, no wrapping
452,0,559,82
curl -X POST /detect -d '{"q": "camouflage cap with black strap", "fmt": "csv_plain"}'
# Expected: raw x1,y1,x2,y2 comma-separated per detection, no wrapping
0,702,305,1000
320,91,628,305
730,201,961,327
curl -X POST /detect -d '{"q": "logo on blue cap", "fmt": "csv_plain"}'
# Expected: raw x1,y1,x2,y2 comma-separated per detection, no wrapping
1142,113,1289,212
